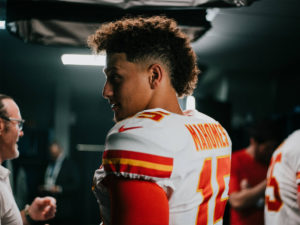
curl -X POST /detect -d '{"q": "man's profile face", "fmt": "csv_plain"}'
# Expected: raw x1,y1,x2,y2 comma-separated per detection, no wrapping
102,53,153,122
49,144,61,160
0,99,24,161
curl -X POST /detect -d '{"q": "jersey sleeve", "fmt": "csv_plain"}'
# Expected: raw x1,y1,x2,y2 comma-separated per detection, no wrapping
105,176,169,225
97,118,176,193
0,183,16,222
104,131,174,179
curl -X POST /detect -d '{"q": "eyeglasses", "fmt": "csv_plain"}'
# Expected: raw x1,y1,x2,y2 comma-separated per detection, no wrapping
0,116,25,131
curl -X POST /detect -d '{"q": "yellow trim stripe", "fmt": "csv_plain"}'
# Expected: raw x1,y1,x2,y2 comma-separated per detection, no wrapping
103,158,173,172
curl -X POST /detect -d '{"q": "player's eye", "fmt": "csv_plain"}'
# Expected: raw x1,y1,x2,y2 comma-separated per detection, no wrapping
109,73,122,84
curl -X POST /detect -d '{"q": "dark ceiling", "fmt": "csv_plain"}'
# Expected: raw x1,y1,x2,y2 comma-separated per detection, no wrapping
194,0,300,124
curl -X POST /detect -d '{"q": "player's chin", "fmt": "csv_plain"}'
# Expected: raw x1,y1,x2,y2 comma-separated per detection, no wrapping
114,114,123,123
114,111,126,122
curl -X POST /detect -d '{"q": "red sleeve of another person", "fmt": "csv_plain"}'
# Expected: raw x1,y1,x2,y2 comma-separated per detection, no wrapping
229,152,241,194
104,176,169,225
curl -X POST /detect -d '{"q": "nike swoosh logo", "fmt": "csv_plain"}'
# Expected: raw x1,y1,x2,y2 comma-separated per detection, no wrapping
118,125,143,133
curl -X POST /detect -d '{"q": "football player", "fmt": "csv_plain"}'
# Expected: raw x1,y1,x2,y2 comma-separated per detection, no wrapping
88,15,232,225
265,129,300,225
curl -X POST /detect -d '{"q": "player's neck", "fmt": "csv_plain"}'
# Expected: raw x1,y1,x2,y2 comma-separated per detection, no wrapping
146,84,184,115
165,101,184,115
147,92,183,115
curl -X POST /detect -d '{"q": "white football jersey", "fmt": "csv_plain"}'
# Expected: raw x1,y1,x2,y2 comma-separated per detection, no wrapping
93,108,232,225
265,129,300,225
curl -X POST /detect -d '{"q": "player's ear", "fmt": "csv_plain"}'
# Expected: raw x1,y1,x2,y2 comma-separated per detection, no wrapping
148,64,163,89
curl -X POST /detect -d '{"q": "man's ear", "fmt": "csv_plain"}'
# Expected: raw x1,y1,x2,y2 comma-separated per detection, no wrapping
148,64,163,89
0,118,5,134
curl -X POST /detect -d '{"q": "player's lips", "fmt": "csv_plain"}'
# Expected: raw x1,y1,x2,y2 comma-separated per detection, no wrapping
110,102,120,111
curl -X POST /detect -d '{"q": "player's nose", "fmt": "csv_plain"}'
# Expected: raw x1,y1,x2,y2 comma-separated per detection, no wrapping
102,81,113,99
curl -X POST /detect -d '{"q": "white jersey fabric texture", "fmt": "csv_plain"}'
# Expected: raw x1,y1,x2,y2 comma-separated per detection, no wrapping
93,108,232,225
265,129,300,225
0,165,22,225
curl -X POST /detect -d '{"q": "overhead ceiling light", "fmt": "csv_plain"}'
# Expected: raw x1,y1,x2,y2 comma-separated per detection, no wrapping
76,144,104,152
61,54,106,66
206,8,220,22
0,21,5,29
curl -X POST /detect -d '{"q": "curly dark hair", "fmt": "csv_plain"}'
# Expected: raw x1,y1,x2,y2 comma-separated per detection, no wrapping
87,15,200,97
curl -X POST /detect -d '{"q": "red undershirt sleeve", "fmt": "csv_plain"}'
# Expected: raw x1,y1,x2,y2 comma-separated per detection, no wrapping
297,172,300,192
229,155,240,195
104,176,169,225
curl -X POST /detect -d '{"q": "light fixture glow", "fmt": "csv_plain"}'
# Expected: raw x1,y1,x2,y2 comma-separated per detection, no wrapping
0,21,5,30
206,8,220,22
76,144,104,152
61,54,106,66
186,95,196,110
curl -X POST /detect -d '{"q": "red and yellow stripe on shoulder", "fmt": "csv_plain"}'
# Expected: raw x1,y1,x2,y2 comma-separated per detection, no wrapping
297,171,300,181
297,172,300,192
297,172,300,178
103,150,173,178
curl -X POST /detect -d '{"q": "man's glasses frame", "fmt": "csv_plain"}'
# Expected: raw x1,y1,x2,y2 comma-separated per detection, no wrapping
0,116,25,131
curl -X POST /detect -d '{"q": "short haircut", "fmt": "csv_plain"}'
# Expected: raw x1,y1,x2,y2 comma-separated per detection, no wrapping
88,15,200,97
0,94,13,118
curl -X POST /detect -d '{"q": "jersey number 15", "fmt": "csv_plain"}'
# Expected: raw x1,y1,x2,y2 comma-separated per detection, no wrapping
196,155,230,225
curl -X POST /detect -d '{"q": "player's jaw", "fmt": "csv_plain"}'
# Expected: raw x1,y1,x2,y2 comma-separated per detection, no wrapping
109,98,140,122
108,99,124,122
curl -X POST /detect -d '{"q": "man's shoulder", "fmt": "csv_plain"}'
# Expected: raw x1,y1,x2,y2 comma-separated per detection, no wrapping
110,108,221,135
105,109,194,157
0,179,14,210
281,130,300,155
0,165,10,180
232,148,247,157
231,149,249,164
102,110,177,179
183,109,219,123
